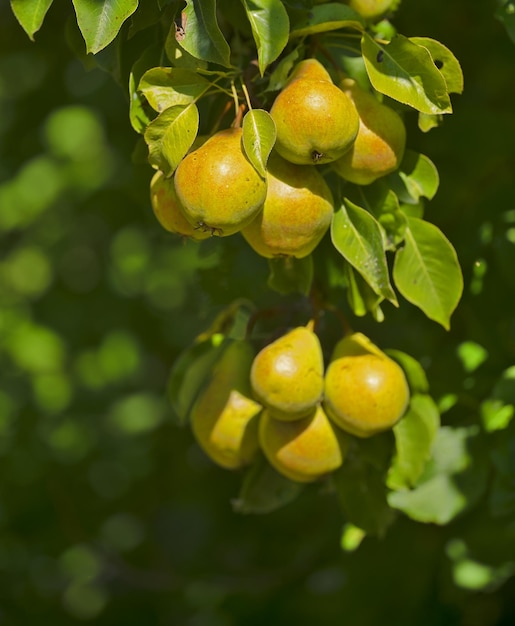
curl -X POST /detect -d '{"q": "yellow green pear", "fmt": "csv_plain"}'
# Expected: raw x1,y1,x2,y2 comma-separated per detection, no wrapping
250,324,324,421
270,59,359,165
174,127,267,236
332,78,406,185
288,58,333,83
324,332,410,438
346,0,398,20
241,152,334,258
259,405,348,483
149,170,210,240
191,339,262,469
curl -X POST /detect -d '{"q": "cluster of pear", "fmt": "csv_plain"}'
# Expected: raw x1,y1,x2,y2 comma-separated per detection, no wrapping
150,58,406,258
190,326,410,483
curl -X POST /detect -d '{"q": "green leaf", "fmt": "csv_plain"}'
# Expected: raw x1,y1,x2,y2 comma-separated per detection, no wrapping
241,0,289,75
393,217,463,329
144,104,199,175
177,0,231,67
266,47,301,92
409,37,464,94
387,393,440,490
388,426,489,524
242,109,276,178
351,184,407,249
385,349,430,395
495,1,515,45
11,0,54,40
128,44,161,134
167,334,228,425
289,3,364,39
334,448,396,536
344,263,384,322
139,67,211,113
388,150,440,203
267,255,314,296
362,33,452,115
72,0,139,54
331,199,398,305
232,453,303,514
418,112,443,133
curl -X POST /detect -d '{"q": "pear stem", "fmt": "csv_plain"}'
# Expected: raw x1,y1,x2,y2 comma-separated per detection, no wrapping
230,81,246,128
241,82,253,111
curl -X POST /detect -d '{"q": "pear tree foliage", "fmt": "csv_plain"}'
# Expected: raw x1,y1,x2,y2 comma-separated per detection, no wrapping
9,0,487,540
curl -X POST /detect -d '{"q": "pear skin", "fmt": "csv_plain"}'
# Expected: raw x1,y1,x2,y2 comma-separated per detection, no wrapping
347,0,398,20
191,340,262,469
241,152,334,258
259,405,347,483
174,128,267,236
250,325,324,420
288,58,333,83
150,170,210,240
270,62,359,165
324,333,410,437
332,78,406,185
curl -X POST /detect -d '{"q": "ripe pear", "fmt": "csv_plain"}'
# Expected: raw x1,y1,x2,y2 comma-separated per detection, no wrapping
346,0,398,20
174,128,267,236
190,339,262,469
324,332,410,438
149,170,210,240
250,324,324,421
270,60,359,165
259,405,348,483
241,152,334,258
332,78,406,185
288,58,333,83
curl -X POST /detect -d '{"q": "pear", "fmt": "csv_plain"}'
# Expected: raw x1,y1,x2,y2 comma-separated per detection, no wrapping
332,78,406,185
270,59,359,165
174,128,267,236
324,332,410,438
259,405,348,483
250,324,324,421
346,0,398,20
191,339,262,469
241,152,334,258
149,170,210,240
288,58,333,83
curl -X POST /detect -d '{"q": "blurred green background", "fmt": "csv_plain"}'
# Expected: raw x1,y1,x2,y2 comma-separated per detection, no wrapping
1,1,514,624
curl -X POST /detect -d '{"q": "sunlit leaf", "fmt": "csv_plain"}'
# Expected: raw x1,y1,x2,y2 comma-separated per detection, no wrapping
393,217,463,329
177,0,231,67
344,263,384,321
385,349,430,395
410,37,464,94
389,150,440,203
289,3,364,38
331,199,398,305
387,393,440,490
242,0,289,75
139,67,211,113
242,109,276,178
418,112,442,133
351,184,408,249
362,33,452,114
72,0,139,54
144,103,199,175
11,0,54,40
388,426,489,524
